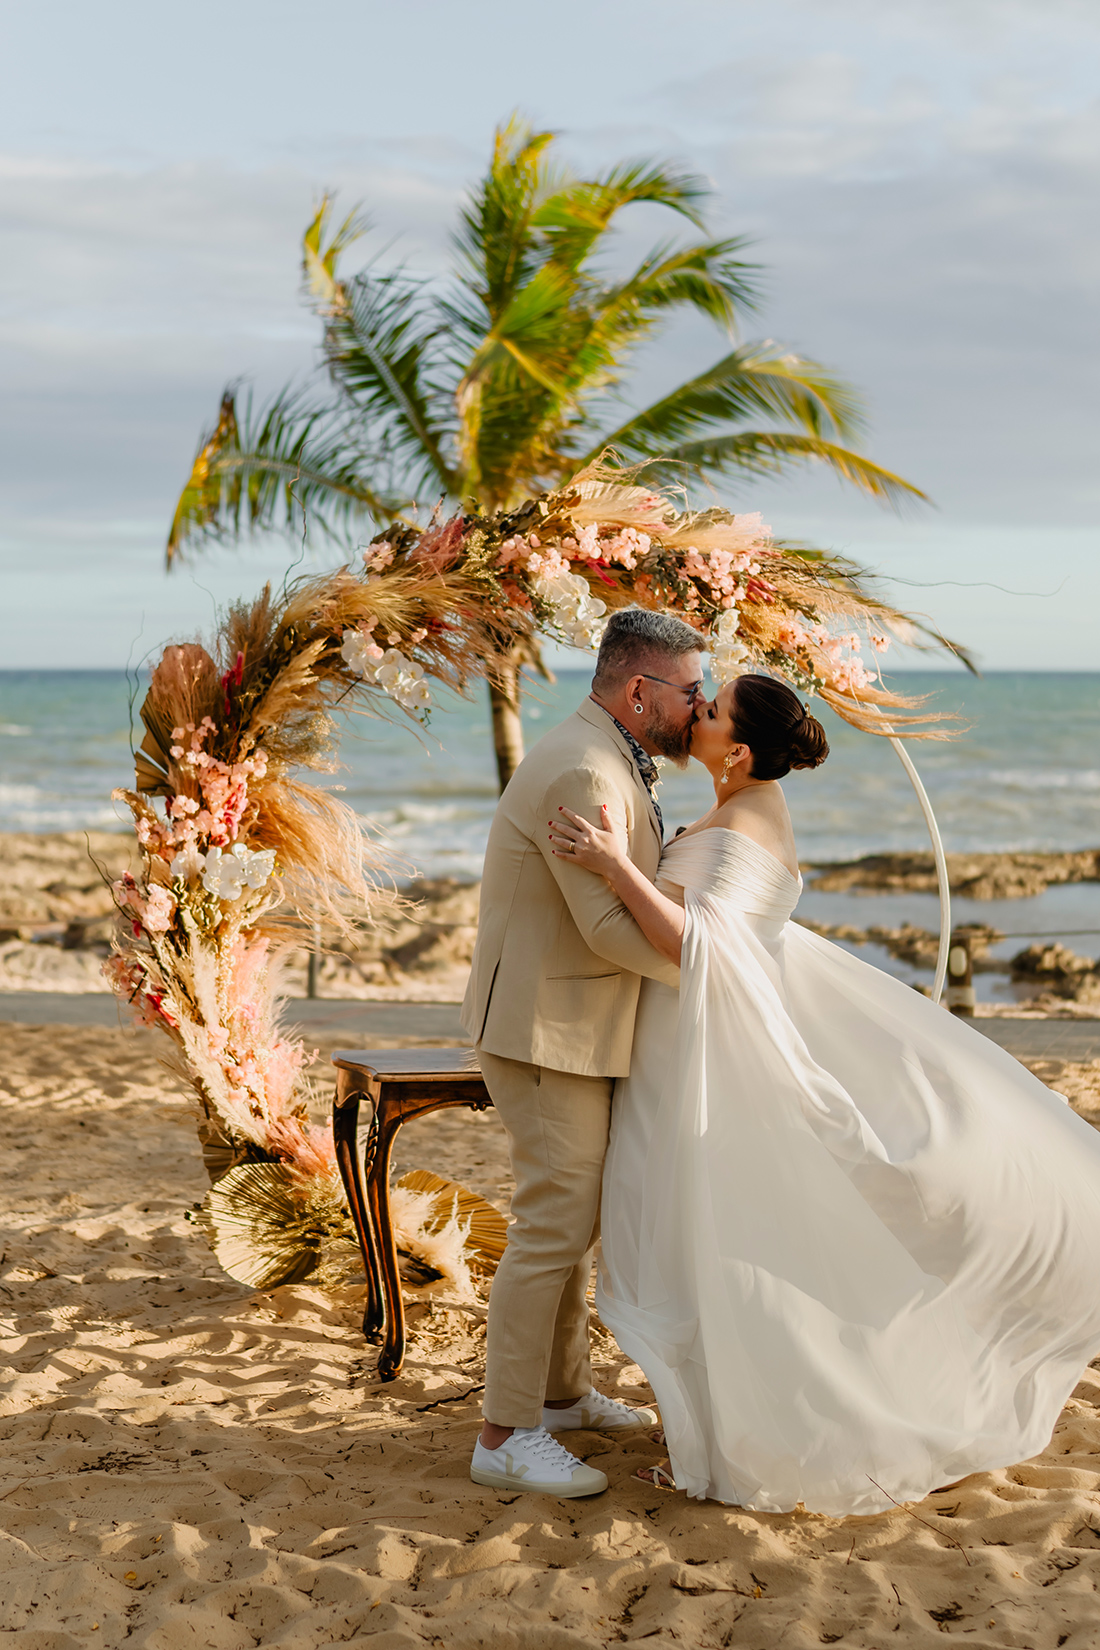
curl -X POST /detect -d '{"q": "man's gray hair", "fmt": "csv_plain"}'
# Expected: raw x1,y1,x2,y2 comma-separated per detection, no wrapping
592,608,703,691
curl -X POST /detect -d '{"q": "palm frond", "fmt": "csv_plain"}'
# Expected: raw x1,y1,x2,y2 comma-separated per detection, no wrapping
639,430,928,507
322,268,458,496
459,262,578,392
302,193,369,309
454,261,593,501
166,388,401,566
453,115,561,318
585,344,869,464
595,238,761,338
532,158,711,270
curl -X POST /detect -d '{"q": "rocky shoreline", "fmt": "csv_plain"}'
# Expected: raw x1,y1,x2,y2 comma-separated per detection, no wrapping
805,848,1100,900
797,918,1100,1012
0,832,1097,1008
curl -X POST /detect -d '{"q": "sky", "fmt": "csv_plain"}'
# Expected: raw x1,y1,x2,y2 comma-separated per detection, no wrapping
1,0,1098,671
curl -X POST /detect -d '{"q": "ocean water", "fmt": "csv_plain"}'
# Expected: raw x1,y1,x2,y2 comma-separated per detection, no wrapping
2,669,1096,872
2,669,1097,1003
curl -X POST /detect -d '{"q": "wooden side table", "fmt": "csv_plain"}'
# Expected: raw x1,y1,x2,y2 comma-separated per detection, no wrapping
331,1046,493,1381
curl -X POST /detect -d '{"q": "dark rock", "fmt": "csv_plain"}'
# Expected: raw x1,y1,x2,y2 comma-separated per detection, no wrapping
806,849,1100,901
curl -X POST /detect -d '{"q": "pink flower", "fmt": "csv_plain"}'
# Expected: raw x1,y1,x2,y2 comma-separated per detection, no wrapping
142,884,176,934
601,527,648,570
776,620,809,651
831,657,873,694
363,542,395,572
526,548,569,581
496,536,525,568
112,872,139,906
102,953,144,998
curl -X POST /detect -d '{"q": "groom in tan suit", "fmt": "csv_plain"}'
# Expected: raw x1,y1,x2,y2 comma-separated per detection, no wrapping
464,608,706,1496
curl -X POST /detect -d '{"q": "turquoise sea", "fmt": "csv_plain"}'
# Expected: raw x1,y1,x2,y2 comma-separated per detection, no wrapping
2,669,1098,1003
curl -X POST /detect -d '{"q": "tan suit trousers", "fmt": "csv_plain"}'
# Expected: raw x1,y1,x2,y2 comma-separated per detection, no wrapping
479,1050,613,1427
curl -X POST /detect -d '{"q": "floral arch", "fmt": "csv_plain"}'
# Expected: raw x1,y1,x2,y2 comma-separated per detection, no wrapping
106,465,962,1288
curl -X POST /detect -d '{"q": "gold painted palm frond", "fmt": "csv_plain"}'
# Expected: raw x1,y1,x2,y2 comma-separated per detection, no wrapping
194,1160,508,1296
194,1160,346,1290
394,1170,508,1269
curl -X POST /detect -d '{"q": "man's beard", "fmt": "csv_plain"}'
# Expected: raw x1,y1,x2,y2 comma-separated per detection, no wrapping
643,703,693,767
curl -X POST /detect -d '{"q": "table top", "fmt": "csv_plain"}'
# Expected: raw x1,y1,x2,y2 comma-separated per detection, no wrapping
331,1046,483,1081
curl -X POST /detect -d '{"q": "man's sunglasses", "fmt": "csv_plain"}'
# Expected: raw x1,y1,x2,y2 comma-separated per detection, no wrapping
640,674,706,702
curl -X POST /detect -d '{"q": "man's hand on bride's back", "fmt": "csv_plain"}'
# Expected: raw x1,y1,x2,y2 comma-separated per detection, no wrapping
548,804,628,877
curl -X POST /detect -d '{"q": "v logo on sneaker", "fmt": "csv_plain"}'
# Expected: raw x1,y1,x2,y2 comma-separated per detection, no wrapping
504,1456,529,1478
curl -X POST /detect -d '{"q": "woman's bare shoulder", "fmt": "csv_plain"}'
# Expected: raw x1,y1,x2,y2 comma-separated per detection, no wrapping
710,790,799,874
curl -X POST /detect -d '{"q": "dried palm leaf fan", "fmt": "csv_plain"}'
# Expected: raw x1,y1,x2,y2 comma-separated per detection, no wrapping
394,1170,508,1270
193,1159,508,1293
193,1162,346,1290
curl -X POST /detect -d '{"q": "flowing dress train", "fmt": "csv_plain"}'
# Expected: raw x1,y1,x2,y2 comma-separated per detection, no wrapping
596,827,1100,1516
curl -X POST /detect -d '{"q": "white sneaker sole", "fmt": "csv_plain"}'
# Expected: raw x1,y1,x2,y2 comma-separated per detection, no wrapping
470,1464,609,1497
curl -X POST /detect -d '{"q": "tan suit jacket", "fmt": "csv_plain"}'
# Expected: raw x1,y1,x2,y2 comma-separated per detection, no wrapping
461,697,679,1078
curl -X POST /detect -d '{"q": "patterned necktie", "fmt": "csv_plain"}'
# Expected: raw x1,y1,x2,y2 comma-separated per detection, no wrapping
604,710,664,840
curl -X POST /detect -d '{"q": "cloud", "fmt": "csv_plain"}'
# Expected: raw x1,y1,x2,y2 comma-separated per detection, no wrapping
0,149,467,524
3,0,1099,667
627,50,1100,525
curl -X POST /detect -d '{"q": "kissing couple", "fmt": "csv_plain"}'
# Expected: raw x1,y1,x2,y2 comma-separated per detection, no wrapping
461,608,1100,1514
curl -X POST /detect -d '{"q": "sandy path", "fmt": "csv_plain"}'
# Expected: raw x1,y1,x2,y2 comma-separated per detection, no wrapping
3,1025,1100,1649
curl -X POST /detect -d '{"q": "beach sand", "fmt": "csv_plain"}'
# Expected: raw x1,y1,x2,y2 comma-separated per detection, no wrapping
3,1021,1100,1648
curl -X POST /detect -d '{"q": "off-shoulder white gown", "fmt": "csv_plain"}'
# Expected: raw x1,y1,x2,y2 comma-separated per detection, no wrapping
596,828,1100,1516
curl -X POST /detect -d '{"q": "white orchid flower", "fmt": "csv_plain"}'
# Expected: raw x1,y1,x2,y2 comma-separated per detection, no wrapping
201,846,245,900
340,628,385,680
200,842,276,901
532,571,607,651
169,840,205,883
375,649,432,711
233,842,276,890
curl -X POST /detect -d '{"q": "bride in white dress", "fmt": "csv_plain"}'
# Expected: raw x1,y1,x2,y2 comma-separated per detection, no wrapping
549,673,1100,1517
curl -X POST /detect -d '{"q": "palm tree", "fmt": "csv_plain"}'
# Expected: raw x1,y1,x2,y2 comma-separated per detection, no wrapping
168,116,925,789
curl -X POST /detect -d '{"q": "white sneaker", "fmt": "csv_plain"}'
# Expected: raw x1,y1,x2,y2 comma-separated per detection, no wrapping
542,1387,659,1433
470,1426,609,1497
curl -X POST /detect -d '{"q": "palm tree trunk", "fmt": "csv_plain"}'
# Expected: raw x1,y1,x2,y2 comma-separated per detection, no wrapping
488,651,525,792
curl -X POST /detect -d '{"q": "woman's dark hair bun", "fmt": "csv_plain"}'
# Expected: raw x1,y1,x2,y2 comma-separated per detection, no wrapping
729,673,829,781
788,711,830,772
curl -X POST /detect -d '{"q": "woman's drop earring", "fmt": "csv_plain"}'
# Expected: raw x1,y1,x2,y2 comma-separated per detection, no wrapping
721,750,737,785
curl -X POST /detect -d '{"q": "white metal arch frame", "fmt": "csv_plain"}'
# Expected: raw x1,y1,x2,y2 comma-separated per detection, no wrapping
887,735,951,1006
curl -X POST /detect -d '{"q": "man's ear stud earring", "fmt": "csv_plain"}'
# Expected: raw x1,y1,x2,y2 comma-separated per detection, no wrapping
634,703,644,714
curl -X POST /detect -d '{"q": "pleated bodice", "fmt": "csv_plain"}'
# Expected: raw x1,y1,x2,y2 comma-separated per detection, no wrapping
657,827,802,929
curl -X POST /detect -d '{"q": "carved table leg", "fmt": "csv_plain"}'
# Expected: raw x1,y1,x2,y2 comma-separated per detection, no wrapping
332,1076,384,1343
358,1106,387,1342
364,1097,408,1381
